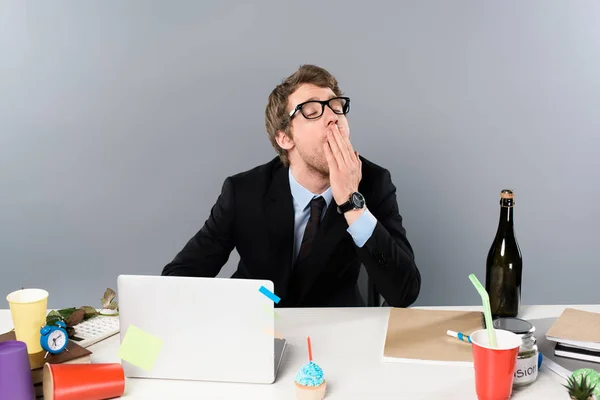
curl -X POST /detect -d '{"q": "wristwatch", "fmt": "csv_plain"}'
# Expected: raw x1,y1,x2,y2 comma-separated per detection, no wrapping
337,192,366,214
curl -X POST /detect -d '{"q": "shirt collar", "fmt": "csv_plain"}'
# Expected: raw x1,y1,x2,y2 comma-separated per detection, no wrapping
288,168,333,211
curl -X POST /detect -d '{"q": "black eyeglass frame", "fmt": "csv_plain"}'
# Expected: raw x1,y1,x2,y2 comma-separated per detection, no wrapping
288,96,351,120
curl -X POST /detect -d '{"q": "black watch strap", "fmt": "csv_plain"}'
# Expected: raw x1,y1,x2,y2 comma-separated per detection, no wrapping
337,201,355,214
336,192,365,214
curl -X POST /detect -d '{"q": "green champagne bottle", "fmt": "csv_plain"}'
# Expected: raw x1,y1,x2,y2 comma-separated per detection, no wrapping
485,189,523,318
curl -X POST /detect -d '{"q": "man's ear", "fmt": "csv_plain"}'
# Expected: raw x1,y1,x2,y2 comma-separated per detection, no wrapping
275,130,294,151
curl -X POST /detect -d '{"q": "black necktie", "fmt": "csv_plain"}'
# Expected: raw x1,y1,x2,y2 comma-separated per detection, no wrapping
296,196,327,265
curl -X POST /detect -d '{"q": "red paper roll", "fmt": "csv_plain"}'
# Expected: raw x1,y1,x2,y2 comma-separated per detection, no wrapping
43,363,125,400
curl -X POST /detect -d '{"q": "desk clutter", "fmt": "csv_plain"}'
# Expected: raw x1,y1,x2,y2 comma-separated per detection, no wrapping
1,287,123,400
546,308,600,363
2,281,308,399
3,280,600,399
381,274,600,400
383,309,600,399
382,274,527,398
0,330,92,397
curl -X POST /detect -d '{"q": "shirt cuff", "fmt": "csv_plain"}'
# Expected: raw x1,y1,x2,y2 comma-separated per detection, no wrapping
346,208,377,248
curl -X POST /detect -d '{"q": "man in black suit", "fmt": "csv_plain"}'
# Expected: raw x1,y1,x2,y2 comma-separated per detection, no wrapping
162,64,421,308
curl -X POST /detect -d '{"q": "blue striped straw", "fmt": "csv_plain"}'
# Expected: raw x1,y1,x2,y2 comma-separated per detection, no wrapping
447,330,472,343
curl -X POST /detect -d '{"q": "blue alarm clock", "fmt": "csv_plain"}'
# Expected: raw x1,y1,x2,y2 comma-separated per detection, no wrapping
40,320,69,357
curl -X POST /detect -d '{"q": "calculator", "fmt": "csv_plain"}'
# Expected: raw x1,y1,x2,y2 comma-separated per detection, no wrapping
72,315,120,348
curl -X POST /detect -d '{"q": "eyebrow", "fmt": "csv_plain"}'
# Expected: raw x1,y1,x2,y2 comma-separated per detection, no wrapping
302,95,336,103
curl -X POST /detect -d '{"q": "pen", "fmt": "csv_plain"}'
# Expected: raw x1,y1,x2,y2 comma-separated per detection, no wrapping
446,330,471,343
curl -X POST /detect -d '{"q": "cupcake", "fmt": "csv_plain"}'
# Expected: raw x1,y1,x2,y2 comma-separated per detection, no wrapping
295,361,326,400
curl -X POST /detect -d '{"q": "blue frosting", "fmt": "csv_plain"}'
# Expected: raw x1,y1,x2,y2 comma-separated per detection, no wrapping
295,361,325,387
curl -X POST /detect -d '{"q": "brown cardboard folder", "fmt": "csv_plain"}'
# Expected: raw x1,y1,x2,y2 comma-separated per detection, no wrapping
382,308,484,365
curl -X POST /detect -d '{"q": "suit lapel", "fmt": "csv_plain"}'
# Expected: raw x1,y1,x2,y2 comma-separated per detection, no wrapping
293,201,348,305
264,166,295,303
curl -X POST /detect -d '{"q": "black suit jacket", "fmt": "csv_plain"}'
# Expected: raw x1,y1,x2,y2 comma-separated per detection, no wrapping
162,156,421,308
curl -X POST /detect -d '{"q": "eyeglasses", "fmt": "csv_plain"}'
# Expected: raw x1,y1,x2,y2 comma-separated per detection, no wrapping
288,96,350,120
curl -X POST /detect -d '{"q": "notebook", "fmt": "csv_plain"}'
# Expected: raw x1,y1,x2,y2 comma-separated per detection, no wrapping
382,308,484,366
546,308,600,351
529,317,600,380
555,343,600,364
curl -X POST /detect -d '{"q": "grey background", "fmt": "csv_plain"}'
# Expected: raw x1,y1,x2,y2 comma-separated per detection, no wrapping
1,0,599,309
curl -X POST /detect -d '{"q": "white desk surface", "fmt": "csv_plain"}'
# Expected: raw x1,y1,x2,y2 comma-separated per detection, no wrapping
2,304,597,399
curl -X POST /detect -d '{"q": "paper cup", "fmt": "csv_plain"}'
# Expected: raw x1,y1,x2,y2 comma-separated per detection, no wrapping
43,363,125,400
0,340,36,400
471,329,521,400
6,288,49,354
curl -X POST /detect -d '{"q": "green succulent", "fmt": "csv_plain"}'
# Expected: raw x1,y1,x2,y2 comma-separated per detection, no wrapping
564,374,597,400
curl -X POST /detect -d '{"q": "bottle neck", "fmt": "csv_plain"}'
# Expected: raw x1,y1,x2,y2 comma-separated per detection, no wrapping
496,202,514,236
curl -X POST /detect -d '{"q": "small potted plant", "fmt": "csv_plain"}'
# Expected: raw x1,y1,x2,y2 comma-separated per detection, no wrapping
564,369,600,400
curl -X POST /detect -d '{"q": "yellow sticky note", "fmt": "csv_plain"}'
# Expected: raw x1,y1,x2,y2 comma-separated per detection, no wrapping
118,324,163,371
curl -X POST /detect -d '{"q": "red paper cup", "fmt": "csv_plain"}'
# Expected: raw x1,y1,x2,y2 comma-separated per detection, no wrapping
471,329,521,400
43,363,125,400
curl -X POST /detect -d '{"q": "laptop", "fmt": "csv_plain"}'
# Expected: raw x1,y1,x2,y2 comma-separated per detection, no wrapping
117,274,287,384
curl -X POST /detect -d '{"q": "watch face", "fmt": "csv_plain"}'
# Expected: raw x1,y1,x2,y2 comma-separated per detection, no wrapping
47,329,67,351
351,192,365,208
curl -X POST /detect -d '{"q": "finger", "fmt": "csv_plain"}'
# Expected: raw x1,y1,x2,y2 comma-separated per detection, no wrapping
323,140,339,170
337,124,357,164
338,124,349,139
327,129,345,167
345,133,356,159
331,125,351,166
337,125,355,157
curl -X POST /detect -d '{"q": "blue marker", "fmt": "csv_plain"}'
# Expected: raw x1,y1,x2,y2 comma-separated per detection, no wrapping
447,330,472,343
259,285,281,304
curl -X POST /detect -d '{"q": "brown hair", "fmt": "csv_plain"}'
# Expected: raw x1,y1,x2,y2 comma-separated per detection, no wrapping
265,64,343,166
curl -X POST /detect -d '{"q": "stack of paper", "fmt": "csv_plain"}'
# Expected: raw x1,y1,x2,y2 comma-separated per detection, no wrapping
529,317,600,380
546,308,600,364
